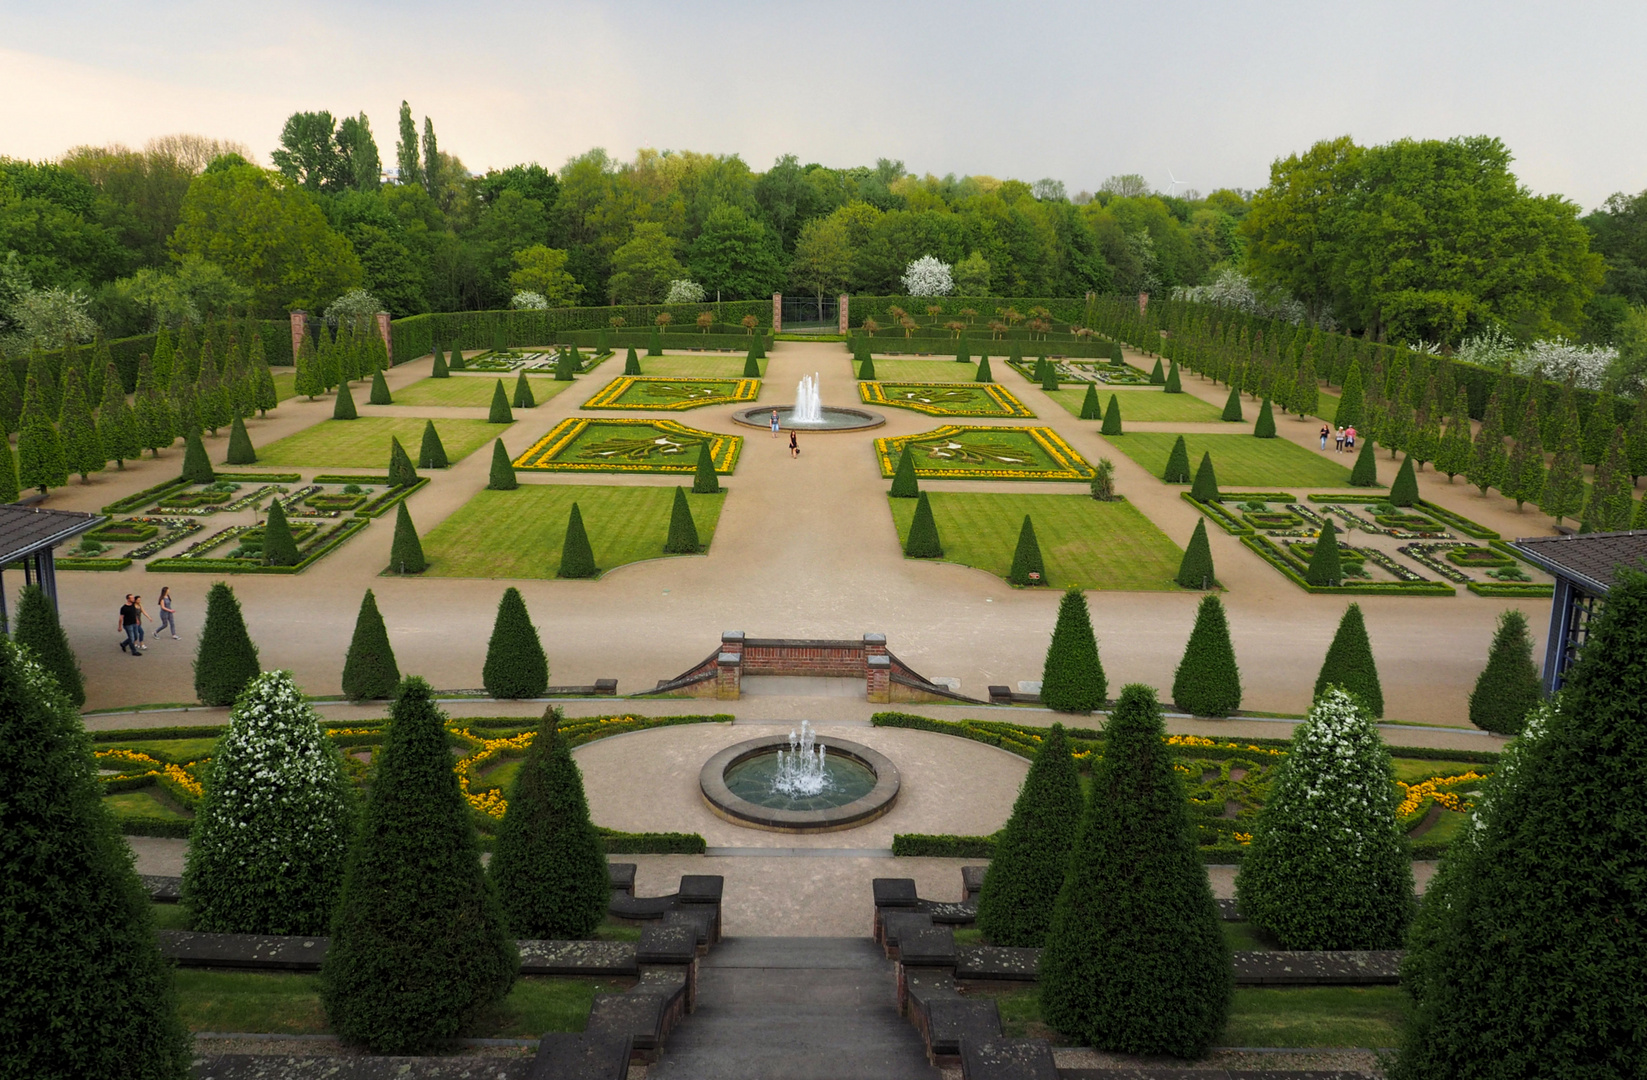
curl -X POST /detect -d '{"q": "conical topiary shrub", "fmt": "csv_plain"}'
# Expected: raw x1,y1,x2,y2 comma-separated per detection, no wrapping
1079,383,1101,419
1254,396,1276,438
1039,683,1231,1055
448,345,466,370
389,501,426,574
1236,687,1413,950
663,486,700,554
321,677,516,1054
1162,435,1191,483
976,724,1083,948
489,707,611,940
488,438,517,490
975,355,994,382
623,346,641,375
513,370,536,409
1149,358,1165,384
181,430,214,483
558,502,598,579
0,634,193,1079
1172,594,1241,716
555,346,578,382
13,584,84,706
194,582,260,706
692,441,721,493
904,491,942,557
1164,361,1182,393
333,380,357,420
1468,609,1541,735
1189,452,1220,502
889,445,919,498
483,588,549,698
431,345,449,378
1306,518,1343,587
1389,454,1419,506
226,415,256,464
1040,588,1106,713
418,419,448,469
1175,518,1216,590
1349,438,1378,486
388,435,418,487
1101,394,1122,435
183,670,355,934
341,589,400,701
1315,602,1383,716
743,349,761,378
1041,358,1059,392
1008,514,1046,586
1221,384,1243,422
648,326,662,356
262,499,300,566
858,352,877,380
369,369,392,405
488,380,513,423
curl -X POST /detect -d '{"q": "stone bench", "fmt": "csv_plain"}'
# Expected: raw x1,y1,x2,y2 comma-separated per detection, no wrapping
956,945,1041,982
924,997,1002,1067
1233,949,1402,985
960,1036,1058,1080
528,1032,633,1080
157,930,327,971
879,910,933,955
586,992,673,1064
517,939,637,978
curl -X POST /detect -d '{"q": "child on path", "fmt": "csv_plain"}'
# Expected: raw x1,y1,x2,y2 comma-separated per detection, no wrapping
158,586,178,639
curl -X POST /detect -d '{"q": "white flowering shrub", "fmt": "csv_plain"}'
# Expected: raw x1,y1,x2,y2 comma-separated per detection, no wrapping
511,290,548,310
181,670,356,934
1234,687,1414,949
1518,337,1617,391
901,255,953,297
323,288,381,325
2,285,98,353
1173,268,1306,324
664,279,706,304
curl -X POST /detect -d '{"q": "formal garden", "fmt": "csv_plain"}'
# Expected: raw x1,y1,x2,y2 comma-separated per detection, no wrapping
582,376,760,410
859,381,1035,417
514,417,741,475
874,425,1095,481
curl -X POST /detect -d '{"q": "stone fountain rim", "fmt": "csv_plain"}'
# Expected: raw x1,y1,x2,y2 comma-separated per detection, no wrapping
698,734,901,833
730,405,886,431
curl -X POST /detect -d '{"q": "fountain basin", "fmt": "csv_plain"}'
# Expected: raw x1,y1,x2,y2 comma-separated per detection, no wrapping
731,406,885,431
700,735,900,832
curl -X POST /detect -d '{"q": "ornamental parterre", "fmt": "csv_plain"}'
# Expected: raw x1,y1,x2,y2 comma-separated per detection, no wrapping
859,381,1035,418
514,417,743,475
874,425,1096,481
582,376,760,411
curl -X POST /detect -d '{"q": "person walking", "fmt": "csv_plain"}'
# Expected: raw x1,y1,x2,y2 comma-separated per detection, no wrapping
788,429,799,459
1334,426,1345,452
132,594,150,650
770,409,780,439
116,595,141,657
158,586,178,639
1319,424,1330,450
1346,426,1356,451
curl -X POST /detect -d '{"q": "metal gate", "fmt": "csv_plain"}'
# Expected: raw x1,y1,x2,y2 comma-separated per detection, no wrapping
781,295,839,332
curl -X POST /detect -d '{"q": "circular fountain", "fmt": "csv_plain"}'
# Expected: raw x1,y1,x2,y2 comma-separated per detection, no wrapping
732,373,884,432
699,721,900,832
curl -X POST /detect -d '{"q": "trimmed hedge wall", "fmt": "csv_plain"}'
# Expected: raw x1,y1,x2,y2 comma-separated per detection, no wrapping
19,320,293,395
389,302,774,362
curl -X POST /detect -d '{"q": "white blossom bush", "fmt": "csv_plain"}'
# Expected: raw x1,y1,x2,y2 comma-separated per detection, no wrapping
901,255,953,297
1173,268,1306,324
323,288,382,326
181,670,356,934
1518,337,1617,391
2,284,98,353
664,279,706,304
1234,687,1415,949
1454,326,1519,369
510,290,548,310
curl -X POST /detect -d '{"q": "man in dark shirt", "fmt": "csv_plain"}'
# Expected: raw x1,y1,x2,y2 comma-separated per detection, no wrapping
117,594,141,657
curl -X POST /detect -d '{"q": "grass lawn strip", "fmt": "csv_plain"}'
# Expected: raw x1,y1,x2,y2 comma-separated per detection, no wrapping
854,358,980,382
874,425,1095,481
255,417,498,468
636,355,765,378
1107,432,1354,488
391,376,573,408
861,381,1035,417
1044,387,1223,423
887,493,1182,591
582,376,760,410
421,485,726,579
514,418,741,475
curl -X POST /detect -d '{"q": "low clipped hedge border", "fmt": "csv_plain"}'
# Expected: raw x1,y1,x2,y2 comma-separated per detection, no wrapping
215,472,303,483
1242,534,1456,596
58,558,133,571
102,476,194,514
1304,494,1500,540
304,476,429,517
146,518,369,575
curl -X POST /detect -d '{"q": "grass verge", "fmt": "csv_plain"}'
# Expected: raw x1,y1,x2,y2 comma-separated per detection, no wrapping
1105,431,1355,488
255,417,499,468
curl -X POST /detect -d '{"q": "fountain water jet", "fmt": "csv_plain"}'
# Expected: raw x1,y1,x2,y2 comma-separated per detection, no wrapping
792,374,823,425
771,720,829,797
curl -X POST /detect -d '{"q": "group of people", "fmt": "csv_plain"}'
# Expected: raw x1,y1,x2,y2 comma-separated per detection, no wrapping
1319,424,1359,452
116,587,176,656
769,409,800,458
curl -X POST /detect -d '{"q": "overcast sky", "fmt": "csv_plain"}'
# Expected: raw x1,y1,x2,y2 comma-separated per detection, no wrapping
2,0,1643,210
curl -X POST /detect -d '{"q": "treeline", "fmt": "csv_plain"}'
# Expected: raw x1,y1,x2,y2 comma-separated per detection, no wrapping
1097,296,1647,529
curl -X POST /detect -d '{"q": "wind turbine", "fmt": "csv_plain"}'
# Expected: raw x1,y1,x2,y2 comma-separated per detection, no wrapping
1165,168,1189,196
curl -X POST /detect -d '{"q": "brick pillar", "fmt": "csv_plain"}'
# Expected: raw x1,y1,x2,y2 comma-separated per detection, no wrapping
375,311,392,366
716,631,744,700
838,294,849,335
771,293,782,334
863,633,889,702
1137,291,1150,317
289,310,307,363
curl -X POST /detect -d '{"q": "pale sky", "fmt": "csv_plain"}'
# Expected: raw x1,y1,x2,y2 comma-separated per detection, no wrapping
2,0,1644,210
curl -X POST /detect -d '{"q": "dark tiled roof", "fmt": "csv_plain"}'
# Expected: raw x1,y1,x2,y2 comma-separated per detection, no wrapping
1510,530,1647,595
0,504,104,563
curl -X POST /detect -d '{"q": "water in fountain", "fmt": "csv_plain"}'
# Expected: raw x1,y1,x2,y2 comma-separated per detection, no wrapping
792,373,823,425
771,720,829,797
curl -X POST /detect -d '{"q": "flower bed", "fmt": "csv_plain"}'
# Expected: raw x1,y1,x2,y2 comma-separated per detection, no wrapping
88,520,160,543
874,424,1095,482
581,376,759,410
1007,358,1150,385
859,381,1035,417
513,418,742,475
1243,510,1303,530
1445,545,1512,567
1242,534,1455,596
145,517,368,575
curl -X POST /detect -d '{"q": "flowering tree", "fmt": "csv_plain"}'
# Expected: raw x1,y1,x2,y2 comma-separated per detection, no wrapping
511,291,548,310
324,287,382,324
664,279,706,303
901,255,953,297
1174,268,1307,323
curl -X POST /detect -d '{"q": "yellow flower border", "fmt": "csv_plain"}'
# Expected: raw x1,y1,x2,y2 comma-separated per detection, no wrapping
582,376,761,411
873,424,1095,481
858,381,1035,418
513,417,743,474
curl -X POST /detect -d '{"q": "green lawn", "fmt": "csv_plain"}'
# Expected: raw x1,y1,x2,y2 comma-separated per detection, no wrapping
633,355,765,378
102,789,187,819
1105,432,1356,488
973,983,1406,1048
172,969,611,1036
857,358,978,382
272,371,296,402
1045,387,1225,423
888,492,1184,590
421,485,727,579
391,376,574,408
254,417,499,468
